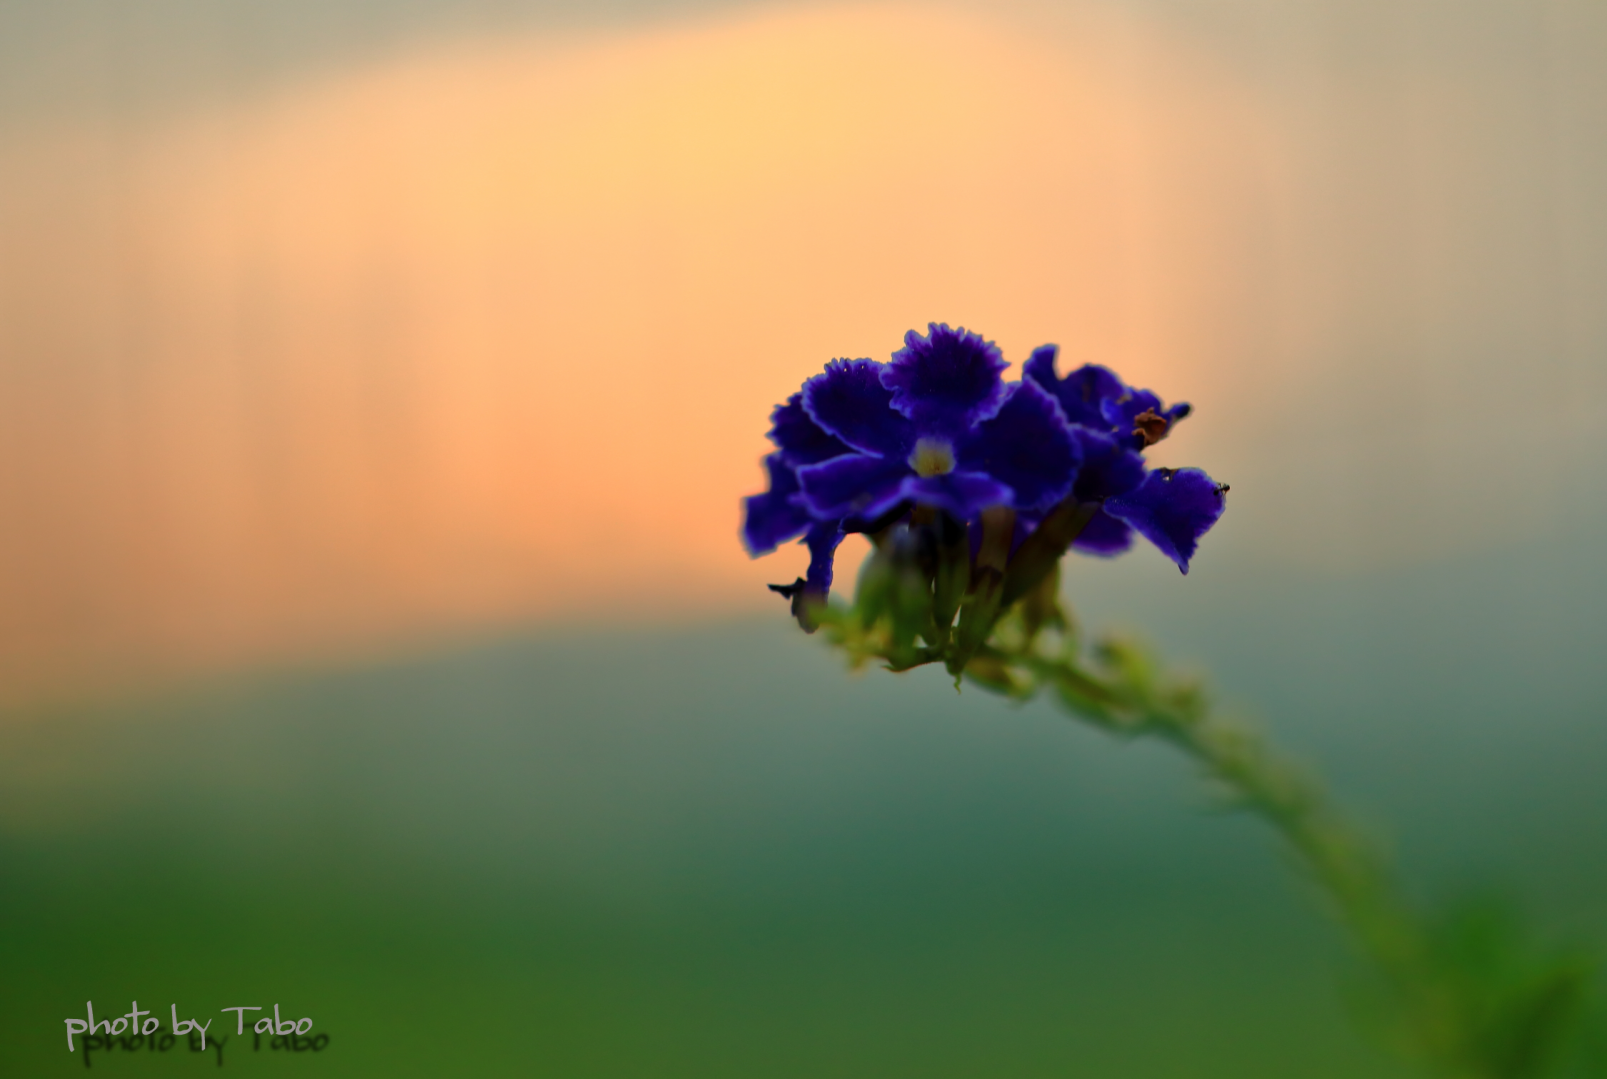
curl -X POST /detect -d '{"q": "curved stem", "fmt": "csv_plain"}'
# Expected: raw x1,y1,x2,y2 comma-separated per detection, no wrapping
1002,643,1478,1075
813,519,1591,1076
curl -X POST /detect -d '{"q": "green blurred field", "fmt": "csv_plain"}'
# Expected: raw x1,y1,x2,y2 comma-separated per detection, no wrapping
5,533,1605,1076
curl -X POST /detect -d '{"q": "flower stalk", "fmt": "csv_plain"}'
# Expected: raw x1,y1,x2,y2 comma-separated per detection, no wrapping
745,326,1594,1076
816,522,1593,1079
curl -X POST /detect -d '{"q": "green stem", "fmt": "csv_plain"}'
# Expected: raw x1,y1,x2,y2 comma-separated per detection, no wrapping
1006,645,1477,1075
817,512,1590,1075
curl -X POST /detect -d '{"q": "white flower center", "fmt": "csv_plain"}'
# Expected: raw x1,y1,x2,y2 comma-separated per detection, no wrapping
909,437,956,478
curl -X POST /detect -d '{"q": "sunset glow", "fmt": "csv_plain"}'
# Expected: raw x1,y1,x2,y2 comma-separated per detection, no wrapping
0,3,1278,702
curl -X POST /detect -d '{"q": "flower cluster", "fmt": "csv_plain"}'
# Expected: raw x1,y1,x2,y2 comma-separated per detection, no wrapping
742,324,1227,641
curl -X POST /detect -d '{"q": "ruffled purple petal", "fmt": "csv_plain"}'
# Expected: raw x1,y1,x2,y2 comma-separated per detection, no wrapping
801,359,912,457
768,521,846,632
841,502,911,536
956,380,1080,512
742,454,812,555
1070,427,1146,502
993,504,1131,560
1105,467,1228,574
1020,345,1061,397
1100,388,1159,431
1065,426,1144,555
803,521,844,594
1022,347,1128,430
1070,510,1134,556
1101,387,1192,449
767,392,852,466
882,324,1008,436
796,453,911,521
899,470,1011,519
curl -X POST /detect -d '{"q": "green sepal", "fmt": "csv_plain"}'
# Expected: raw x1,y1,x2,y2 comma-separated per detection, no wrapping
929,513,970,649
844,526,936,671
851,541,898,630
1018,561,1066,645
1000,499,1099,609
947,565,1004,681
885,556,934,670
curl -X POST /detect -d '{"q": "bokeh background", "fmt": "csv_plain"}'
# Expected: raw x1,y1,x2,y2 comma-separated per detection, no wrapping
2,0,1604,1074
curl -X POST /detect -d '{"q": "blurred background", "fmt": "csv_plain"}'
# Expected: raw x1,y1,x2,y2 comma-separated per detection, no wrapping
1,0,1604,1074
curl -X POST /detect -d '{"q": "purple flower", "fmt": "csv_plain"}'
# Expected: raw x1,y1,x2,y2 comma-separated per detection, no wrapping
741,393,854,619
1023,344,1221,573
766,520,845,630
1106,468,1228,575
741,392,850,556
741,326,1229,617
1061,426,1150,554
1021,349,1126,429
1023,346,1191,451
794,325,1080,522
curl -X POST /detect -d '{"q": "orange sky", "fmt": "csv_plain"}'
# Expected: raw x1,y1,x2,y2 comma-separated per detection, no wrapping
3,1,1598,707
0,3,1285,705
